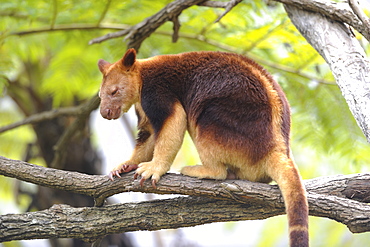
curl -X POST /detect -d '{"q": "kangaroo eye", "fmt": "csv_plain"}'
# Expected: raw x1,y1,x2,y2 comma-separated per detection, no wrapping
111,89,118,96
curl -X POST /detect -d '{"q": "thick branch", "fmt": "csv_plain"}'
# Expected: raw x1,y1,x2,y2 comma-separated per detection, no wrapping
284,5,370,143
1,192,369,243
0,196,282,243
0,156,369,238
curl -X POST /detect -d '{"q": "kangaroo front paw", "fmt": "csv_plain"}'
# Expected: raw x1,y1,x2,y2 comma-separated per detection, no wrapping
134,161,169,188
108,163,139,181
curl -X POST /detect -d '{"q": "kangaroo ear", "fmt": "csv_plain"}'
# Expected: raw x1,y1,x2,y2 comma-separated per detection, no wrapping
122,48,136,68
98,59,111,74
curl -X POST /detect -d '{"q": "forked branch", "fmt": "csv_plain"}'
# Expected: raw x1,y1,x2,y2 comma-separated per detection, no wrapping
88,0,207,49
88,0,243,50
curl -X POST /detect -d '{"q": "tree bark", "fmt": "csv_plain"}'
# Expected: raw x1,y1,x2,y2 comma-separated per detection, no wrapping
275,0,370,42
0,196,283,243
1,156,369,243
284,5,370,143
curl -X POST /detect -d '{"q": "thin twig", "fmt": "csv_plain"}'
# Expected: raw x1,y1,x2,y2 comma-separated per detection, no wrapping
97,0,113,26
214,0,243,23
171,15,181,42
150,30,335,85
88,29,130,45
348,0,370,27
0,107,79,134
10,23,131,36
0,94,100,134
50,94,100,169
244,19,289,52
50,0,58,29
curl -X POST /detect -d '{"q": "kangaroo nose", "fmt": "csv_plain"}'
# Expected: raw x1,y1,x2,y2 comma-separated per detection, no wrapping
101,108,113,119
106,109,112,118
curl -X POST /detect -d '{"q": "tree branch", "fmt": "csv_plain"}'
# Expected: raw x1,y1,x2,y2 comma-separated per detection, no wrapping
0,155,369,242
0,94,100,134
348,0,370,29
0,106,77,134
97,0,113,26
50,95,100,169
274,0,370,42
10,24,132,36
198,1,229,8
87,0,241,48
213,0,242,23
50,0,58,29
88,0,207,49
160,30,335,85
0,196,283,243
171,14,181,43
284,5,370,143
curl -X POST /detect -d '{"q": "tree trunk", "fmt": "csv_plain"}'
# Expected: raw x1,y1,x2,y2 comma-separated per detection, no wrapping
6,59,132,247
284,4,370,143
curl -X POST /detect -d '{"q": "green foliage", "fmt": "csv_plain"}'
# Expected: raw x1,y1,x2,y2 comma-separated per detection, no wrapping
0,0,369,246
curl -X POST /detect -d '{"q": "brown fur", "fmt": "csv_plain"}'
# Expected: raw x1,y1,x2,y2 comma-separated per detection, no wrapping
98,49,309,247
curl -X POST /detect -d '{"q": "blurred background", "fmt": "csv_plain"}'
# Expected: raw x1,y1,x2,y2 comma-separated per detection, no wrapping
1,0,370,246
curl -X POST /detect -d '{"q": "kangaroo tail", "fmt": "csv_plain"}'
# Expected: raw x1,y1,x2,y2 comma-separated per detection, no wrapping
267,152,309,247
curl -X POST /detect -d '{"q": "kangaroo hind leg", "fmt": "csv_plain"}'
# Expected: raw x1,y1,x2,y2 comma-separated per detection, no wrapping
181,138,228,180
